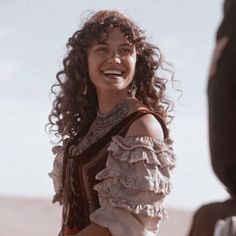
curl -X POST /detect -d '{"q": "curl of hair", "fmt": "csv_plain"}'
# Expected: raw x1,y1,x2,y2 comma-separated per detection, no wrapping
48,10,175,142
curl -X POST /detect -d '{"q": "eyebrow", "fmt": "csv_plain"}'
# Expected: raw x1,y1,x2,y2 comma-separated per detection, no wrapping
119,43,133,47
95,42,132,47
96,42,108,46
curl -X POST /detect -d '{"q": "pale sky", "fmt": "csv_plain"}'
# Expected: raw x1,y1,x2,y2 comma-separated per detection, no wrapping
0,0,228,210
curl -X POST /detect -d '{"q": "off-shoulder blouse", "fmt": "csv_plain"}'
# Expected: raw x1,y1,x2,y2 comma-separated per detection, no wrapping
49,134,175,236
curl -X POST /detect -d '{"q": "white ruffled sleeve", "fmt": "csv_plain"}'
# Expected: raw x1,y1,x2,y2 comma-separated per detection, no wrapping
90,135,175,236
48,145,64,204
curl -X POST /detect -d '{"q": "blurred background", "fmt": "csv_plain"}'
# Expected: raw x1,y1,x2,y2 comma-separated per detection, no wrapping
0,0,229,235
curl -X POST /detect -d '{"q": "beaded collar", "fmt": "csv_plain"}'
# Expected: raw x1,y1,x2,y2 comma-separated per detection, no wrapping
96,100,129,126
74,99,129,154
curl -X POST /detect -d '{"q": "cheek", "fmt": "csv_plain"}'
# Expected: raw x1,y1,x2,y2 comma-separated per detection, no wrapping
129,56,137,74
87,57,98,78
88,54,102,72
87,52,96,74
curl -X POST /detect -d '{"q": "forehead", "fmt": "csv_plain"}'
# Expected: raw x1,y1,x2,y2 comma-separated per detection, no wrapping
91,27,132,46
106,28,129,41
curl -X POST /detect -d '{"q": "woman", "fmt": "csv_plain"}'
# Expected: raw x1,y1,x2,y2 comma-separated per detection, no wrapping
48,10,176,236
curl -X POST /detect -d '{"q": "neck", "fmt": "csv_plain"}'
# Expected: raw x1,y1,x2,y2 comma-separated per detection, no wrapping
96,90,130,114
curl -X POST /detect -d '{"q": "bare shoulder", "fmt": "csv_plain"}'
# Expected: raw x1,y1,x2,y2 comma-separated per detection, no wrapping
125,113,164,140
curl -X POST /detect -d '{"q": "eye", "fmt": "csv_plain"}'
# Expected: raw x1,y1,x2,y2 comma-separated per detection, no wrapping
95,46,109,55
119,47,133,55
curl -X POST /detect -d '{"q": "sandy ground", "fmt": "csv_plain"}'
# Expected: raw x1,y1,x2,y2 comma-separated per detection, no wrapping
0,196,193,236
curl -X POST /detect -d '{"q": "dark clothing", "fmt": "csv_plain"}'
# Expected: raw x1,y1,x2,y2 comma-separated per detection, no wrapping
188,1,236,235
217,0,236,39
208,0,236,197
60,109,168,235
188,199,236,236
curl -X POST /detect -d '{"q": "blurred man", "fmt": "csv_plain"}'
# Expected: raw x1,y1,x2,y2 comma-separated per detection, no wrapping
188,0,236,235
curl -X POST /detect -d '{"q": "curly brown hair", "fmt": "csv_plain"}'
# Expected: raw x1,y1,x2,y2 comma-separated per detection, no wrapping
48,10,174,142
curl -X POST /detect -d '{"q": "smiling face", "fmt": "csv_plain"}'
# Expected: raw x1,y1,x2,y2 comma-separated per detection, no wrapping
87,28,137,96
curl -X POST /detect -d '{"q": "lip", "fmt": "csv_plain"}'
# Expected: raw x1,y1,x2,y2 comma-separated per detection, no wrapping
100,68,125,78
100,72,124,80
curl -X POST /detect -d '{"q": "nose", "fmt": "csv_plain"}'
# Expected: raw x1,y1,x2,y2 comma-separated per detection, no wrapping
107,51,121,64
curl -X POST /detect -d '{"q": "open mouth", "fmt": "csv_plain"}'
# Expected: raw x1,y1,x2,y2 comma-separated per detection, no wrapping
101,69,124,77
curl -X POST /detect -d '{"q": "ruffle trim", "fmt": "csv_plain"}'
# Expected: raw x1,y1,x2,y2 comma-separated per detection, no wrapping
94,175,168,217
52,192,63,205
48,145,64,204
108,135,175,168
99,196,168,218
95,169,171,194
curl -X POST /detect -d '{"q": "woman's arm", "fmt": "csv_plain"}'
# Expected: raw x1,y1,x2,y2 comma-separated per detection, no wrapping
125,113,164,140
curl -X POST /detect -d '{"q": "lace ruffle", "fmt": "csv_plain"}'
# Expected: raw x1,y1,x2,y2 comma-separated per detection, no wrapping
96,168,171,194
108,198,167,218
95,183,168,218
90,207,160,236
48,145,64,204
94,135,175,218
108,135,175,168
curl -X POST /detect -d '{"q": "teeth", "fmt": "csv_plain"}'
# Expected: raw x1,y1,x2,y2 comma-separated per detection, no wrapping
102,70,123,76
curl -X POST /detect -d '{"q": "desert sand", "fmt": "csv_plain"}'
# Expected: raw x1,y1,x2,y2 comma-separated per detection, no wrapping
0,196,193,236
